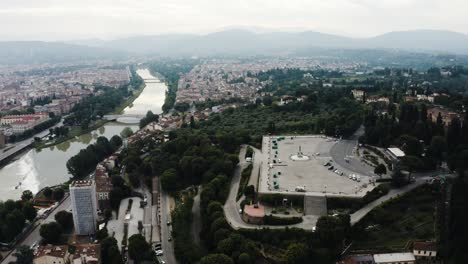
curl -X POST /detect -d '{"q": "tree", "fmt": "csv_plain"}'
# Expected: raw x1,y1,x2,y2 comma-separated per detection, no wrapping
244,185,255,197
54,210,74,230
161,169,178,192
199,254,234,264
237,253,252,264
428,136,447,163
110,187,128,210
120,127,134,139
52,188,65,201
128,234,151,263
316,216,346,249
22,202,37,222
110,135,123,150
101,237,124,264
374,164,387,175
285,243,309,264
39,221,62,244
21,190,33,201
104,209,113,221
43,187,52,198
96,227,109,241
12,245,34,264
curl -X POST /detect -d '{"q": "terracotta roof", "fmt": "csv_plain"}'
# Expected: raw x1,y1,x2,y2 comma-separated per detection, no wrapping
244,204,265,218
95,171,112,193
414,241,437,252
35,245,69,259
73,243,100,264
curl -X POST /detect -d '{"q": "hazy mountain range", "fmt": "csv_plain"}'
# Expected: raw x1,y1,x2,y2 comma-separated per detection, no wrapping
71,29,468,55
2,29,468,64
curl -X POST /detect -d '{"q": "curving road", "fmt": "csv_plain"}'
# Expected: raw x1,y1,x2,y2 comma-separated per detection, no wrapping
223,145,318,231
329,126,375,177
223,130,455,231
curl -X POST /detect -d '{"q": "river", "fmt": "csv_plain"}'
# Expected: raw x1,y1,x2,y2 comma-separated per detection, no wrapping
0,68,166,200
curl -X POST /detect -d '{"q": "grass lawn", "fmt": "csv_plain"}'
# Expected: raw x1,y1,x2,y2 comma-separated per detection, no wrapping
237,164,253,200
351,184,437,250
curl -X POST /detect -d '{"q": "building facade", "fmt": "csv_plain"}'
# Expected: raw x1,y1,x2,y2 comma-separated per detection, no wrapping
70,180,98,235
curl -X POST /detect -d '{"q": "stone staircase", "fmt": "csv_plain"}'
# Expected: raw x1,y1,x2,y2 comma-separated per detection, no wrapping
304,195,327,216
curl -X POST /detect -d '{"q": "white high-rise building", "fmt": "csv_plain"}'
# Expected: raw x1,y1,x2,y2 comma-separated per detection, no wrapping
70,180,98,235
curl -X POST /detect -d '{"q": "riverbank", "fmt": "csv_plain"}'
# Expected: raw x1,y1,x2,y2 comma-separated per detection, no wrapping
33,82,146,150
112,82,146,115
0,68,165,201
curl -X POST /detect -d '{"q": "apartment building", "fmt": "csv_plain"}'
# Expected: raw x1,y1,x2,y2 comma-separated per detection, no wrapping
70,180,98,236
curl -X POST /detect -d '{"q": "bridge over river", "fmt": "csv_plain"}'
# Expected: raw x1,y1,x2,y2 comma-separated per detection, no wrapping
142,78,162,83
103,114,145,123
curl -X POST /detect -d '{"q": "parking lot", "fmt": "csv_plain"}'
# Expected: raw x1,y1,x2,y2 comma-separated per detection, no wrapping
258,135,377,197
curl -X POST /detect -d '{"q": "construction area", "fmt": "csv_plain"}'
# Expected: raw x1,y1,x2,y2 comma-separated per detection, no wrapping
258,135,377,198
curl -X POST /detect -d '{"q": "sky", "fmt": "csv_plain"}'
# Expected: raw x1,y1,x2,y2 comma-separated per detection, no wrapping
1,0,467,41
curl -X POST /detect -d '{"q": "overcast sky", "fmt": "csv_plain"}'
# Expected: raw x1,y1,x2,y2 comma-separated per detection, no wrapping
1,0,467,41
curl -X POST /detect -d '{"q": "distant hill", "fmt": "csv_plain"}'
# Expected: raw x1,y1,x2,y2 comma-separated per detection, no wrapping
72,29,468,56
365,30,468,54
2,29,468,64
0,41,126,65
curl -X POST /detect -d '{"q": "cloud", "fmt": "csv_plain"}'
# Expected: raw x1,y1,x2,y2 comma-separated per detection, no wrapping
0,0,466,40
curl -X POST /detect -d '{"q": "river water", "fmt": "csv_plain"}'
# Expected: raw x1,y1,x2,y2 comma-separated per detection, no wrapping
0,69,166,200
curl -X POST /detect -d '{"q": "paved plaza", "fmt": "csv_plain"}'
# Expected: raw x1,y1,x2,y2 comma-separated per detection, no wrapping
258,135,377,197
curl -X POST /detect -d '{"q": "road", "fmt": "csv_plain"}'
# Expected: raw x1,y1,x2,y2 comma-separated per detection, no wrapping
223,141,455,231
329,126,375,177
191,186,202,247
159,188,176,264
350,172,455,225
1,195,71,264
223,145,319,231
0,118,64,163
139,185,153,242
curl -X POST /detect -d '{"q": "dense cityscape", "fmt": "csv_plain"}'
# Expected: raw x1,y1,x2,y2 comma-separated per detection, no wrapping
0,1,468,264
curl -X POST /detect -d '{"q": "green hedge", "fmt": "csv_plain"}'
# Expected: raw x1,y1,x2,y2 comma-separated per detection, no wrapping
263,215,303,225
258,193,304,207
327,184,390,212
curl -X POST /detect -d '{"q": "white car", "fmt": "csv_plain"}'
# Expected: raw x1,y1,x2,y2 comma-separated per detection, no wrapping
155,250,164,256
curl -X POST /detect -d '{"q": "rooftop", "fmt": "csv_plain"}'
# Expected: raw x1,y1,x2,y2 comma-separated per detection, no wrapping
71,180,93,187
35,245,69,259
243,204,265,218
388,147,405,158
414,241,437,252
73,243,100,264
373,252,415,263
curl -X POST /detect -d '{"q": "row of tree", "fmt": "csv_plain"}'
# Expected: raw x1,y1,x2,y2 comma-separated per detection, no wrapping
66,135,122,178
147,59,197,113
0,194,37,243
9,115,61,142
362,101,468,175
139,111,159,129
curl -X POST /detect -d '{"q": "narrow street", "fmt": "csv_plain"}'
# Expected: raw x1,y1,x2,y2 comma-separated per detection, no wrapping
2,195,71,264
159,189,176,264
